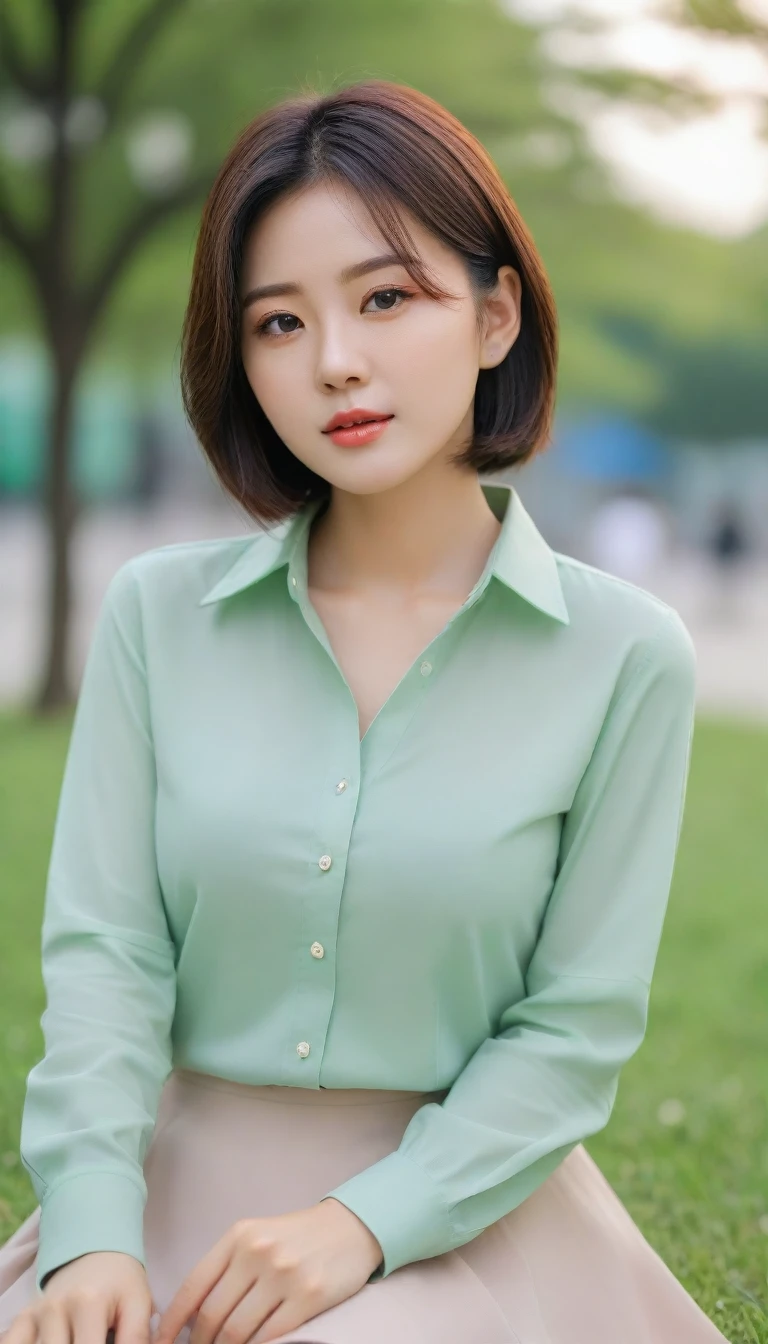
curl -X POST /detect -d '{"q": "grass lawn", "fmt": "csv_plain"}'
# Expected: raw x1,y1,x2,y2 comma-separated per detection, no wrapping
0,708,766,1340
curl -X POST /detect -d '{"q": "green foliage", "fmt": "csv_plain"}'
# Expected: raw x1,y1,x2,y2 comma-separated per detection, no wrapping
674,0,768,39
598,311,768,441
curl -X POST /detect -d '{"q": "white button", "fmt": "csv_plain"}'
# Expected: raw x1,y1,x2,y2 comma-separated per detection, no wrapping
290,575,297,587
318,854,332,871
296,1041,310,1058
310,942,324,958
420,661,432,676
335,779,348,794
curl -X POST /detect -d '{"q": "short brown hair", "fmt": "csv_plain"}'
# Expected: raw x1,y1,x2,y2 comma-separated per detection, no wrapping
180,79,559,526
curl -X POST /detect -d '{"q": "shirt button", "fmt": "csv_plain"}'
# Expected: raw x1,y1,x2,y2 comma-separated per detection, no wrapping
335,779,348,794
310,942,325,958
290,576,297,587
420,661,432,676
318,854,332,871
296,1041,310,1058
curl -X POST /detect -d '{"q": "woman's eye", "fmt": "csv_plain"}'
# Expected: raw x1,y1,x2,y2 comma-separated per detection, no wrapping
257,312,301,337
364,287,412,313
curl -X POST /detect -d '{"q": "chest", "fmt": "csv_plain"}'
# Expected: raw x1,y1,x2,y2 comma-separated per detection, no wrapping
307,587,467,740
154,588,597,958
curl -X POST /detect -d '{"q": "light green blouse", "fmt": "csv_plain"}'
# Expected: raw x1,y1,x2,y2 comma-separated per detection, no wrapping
20,481,697,1293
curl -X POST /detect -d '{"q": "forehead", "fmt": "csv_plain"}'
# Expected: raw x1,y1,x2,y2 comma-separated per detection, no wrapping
239,179,454,283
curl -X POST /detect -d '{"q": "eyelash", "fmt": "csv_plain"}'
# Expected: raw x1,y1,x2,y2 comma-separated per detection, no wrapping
252,285,416,339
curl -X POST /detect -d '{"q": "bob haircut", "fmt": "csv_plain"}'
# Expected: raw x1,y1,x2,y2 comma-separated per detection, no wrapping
180,79,558,526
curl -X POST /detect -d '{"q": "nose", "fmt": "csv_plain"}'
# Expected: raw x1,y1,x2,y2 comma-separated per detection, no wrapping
314,318,370,391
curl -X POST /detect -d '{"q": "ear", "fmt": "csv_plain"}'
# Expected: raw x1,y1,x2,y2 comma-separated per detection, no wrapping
478,265,522,369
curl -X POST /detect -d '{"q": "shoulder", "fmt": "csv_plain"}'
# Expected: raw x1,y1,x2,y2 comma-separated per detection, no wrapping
90,535,267,661
553,551,697,695
99,534,259,617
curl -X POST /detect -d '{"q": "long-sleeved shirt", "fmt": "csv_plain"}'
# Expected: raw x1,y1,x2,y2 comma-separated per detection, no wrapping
19,480,697,1294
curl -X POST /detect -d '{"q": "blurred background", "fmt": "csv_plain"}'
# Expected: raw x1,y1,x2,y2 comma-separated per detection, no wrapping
0,1,767,1339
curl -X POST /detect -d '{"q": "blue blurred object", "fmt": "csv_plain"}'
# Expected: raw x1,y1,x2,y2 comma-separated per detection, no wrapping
552,413,668,482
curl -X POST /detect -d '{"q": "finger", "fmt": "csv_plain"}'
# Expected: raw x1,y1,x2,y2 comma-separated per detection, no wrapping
114,1291,154,1344
69,1296,111,1344
193,1252,274,1344
155,1241,232,1344
250,1295,315,1344
39,1300,73,1344
188,1263,256,1344
218,1282,285,1344
3,1308,40,1344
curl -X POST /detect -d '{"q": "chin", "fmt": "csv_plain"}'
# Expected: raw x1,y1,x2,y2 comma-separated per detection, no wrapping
312,452,423,496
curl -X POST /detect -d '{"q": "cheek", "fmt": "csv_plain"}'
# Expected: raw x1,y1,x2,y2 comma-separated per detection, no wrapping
241,343,305,435
390,312,480,415
242,342,284,403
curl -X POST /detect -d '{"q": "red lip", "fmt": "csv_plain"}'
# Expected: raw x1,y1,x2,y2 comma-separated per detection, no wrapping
322,408,393,432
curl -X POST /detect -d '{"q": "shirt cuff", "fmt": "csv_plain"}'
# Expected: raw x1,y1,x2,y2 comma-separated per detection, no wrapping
322,1149,454,1279
36,1171,147,1293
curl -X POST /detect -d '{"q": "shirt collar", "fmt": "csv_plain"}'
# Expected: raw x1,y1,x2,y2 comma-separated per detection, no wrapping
199,480,569,625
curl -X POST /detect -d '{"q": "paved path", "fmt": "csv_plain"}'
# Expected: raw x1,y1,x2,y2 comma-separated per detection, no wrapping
1,501,766,724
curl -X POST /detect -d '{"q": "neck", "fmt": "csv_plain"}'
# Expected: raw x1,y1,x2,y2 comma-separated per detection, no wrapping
306,465,503,600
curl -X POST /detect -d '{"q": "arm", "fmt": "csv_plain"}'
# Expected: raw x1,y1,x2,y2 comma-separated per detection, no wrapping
19,562,177,1293
323,607,697,1279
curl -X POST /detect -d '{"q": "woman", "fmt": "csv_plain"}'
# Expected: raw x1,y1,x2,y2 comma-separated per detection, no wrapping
0,81,728,1344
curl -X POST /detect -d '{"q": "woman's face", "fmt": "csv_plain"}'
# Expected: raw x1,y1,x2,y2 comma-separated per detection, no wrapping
239,179,520,496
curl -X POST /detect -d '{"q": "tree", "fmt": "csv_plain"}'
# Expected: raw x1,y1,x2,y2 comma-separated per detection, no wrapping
0,0,221,709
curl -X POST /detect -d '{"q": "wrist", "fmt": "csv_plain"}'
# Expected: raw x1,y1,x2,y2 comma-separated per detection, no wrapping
320,1196,383,1269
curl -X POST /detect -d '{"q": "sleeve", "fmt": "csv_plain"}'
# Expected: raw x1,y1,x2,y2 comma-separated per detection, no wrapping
322,607,697,1280
19,561,177,1293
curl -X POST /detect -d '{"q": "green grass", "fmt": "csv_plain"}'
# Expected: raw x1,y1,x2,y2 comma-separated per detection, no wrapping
1,709,766,1339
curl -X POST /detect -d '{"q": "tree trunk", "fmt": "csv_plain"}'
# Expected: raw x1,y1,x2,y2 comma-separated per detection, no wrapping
32,0,83,712
34,348,81,712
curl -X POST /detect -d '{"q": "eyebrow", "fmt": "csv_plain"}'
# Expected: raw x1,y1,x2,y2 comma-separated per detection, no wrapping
241,252,412,310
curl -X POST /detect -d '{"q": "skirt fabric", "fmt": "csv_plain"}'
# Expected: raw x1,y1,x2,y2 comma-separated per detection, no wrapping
0,1067,729,1343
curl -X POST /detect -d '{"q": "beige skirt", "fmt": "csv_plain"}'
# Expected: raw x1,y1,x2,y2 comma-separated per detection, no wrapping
0,1068,729,1343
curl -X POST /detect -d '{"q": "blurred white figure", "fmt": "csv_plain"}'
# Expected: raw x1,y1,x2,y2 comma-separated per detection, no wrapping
586,491,668,583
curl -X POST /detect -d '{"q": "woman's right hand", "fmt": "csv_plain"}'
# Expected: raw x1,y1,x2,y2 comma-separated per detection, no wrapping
2,1252,157,1344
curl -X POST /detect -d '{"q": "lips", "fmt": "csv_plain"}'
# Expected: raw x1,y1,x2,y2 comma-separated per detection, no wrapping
322,408,393,433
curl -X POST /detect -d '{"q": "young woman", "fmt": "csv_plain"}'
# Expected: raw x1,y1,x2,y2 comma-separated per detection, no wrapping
0,81,729,1344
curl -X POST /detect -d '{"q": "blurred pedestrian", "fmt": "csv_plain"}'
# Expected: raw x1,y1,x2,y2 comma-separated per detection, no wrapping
707,500,751,622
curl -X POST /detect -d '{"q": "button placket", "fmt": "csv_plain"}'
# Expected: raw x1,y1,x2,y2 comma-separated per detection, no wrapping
292,754,360,1080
